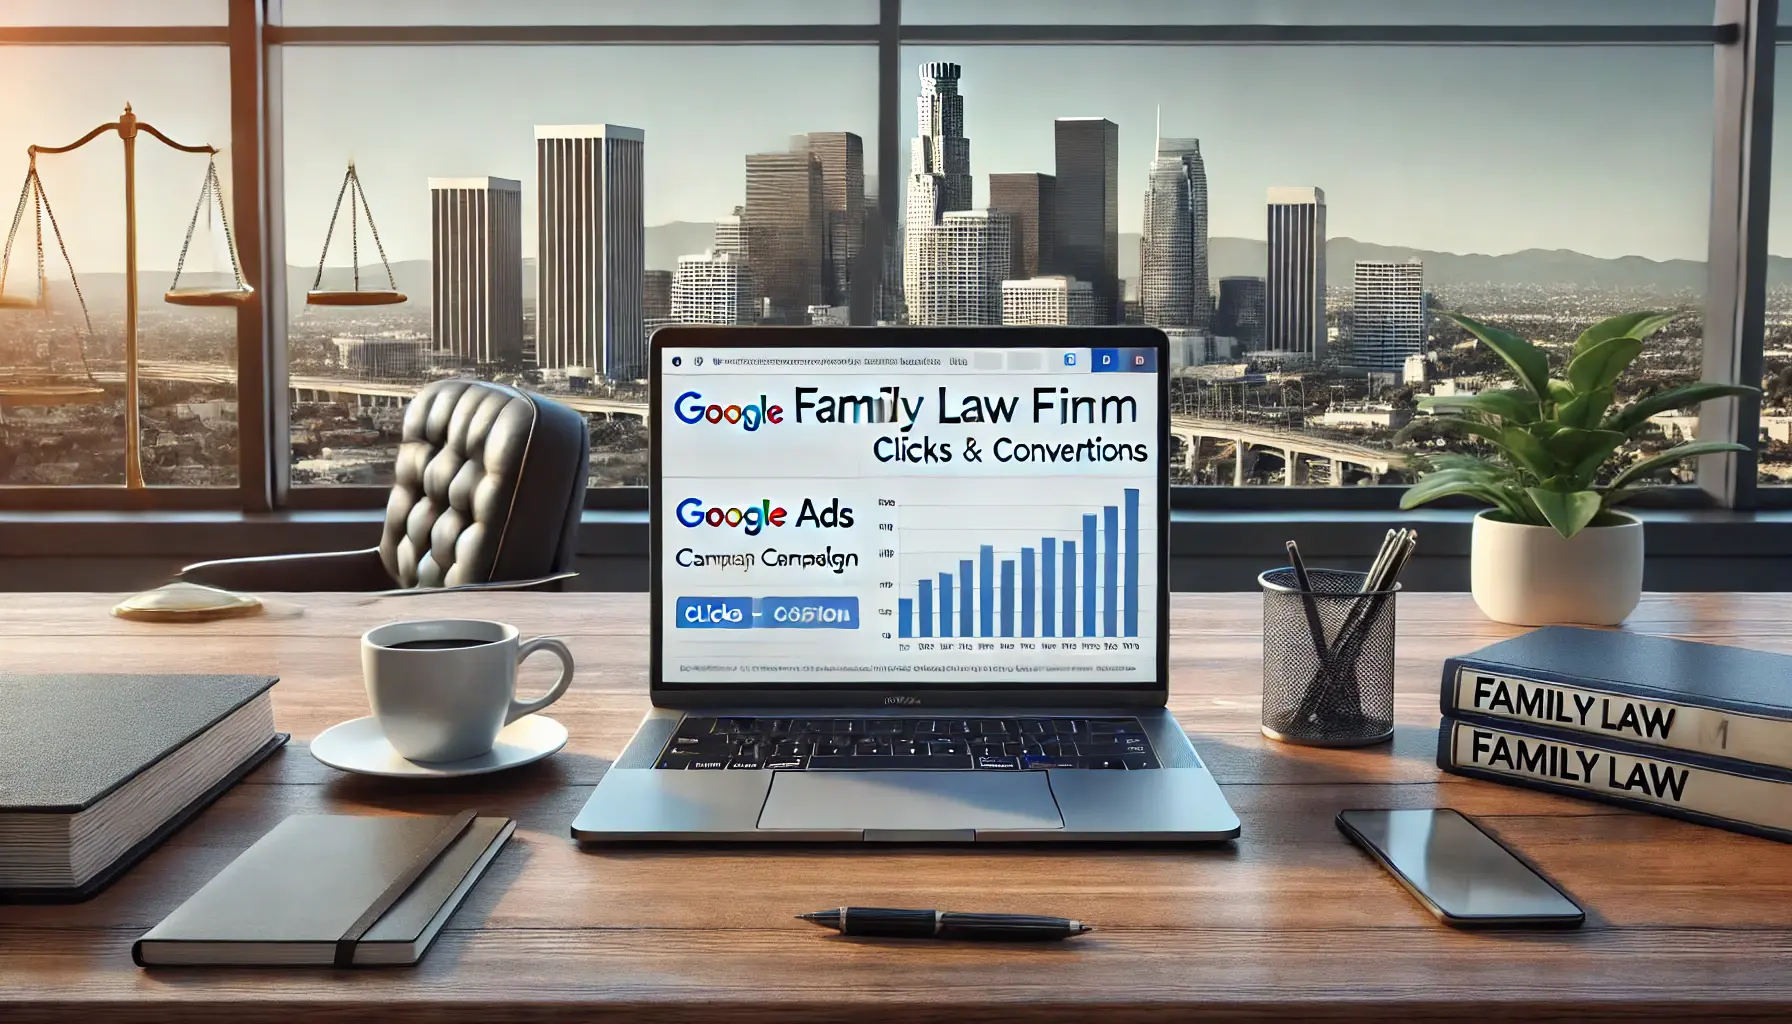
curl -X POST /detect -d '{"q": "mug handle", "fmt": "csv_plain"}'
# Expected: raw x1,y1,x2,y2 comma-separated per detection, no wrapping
506,637,575,725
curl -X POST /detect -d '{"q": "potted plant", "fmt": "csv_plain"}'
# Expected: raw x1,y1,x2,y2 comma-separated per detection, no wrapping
1400,311,1758,626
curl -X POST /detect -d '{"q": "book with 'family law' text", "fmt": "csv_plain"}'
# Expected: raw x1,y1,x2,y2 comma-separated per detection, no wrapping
1438,715,1792,845
1440,626,1792,773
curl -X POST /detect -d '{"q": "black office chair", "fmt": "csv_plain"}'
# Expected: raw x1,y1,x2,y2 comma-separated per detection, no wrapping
180,379,589,593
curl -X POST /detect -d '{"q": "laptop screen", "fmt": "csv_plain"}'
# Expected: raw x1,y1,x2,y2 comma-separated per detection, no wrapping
653,334,1164,688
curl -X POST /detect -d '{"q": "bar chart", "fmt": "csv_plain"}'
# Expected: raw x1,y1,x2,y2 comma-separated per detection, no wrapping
897,488,1146,641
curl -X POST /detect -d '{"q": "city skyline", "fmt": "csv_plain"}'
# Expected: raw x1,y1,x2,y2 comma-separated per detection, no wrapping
6,40,1766,283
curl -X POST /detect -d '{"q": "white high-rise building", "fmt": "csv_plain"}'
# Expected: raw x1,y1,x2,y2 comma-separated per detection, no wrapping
429,177,523,365
1141,123,1209,331
905,63,979,325
1266,186,1326,360
535,124,645,381
1002,275,1094,326
672,250,752,325
1353,260,1427,374
904,63,1011,325
714,208,745,257
906,211,1011,325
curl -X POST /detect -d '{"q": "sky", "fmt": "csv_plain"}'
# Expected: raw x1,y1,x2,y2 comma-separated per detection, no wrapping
3,1,1789,280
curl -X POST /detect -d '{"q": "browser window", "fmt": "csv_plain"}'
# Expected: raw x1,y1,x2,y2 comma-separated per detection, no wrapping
655,343,1161,684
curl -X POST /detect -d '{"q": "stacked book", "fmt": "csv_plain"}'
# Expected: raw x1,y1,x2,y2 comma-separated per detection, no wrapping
1436,627,1792,844
0,673,287,901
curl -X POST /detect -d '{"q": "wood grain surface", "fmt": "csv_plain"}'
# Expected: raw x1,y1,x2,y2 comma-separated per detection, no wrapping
3,591,1791,1023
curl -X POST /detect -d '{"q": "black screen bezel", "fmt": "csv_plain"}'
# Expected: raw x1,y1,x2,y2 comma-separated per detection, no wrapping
648,325,1172,710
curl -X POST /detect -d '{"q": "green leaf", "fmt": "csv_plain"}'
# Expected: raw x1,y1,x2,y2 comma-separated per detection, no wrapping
1573,311,1675,357
1567,336,1643,395
1546,380,1576,406
1557,388,1613,430
1416,389,1539,423
1543,428,1628,485
1524,488,1604,539
1606,440,1751,492
1500,426,1560,481
1445,312,1552,401
1401,471,1533,522
1604,383,1762,433
1433,416,1506,445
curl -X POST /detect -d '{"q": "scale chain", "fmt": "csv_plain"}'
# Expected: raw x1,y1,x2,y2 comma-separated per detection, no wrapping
35,173,96,339
170,159,248,295
353,171,399,291
2,169,34,301
313,164,354,291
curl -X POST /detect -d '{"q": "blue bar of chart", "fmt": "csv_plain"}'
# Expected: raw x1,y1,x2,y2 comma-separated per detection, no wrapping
903,488,1144,641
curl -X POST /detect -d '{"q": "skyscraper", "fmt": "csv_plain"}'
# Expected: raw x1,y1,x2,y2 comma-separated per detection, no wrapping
714,207,746,257
428,176,522,365
535,124,646,381
672,250,752,325
907,211,1011,325
1002,275,1094,325
1052,117,1119,324
906,62,1008,326
745,147,824,323
644,269,672,321
1140,128,1208,330
1265,186,1327,360
1214,275,1267,349
801,131,865,306
1352,260,1427,374
989,172,1055,281
908,62,972,225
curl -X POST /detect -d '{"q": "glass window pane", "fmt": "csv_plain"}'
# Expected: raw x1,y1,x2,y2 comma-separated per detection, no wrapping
902,0,1715,26
282,0,876,26
0,47,237,488
1763,45,1792,485
282,46,877,489
897,46,1711,488
0,1,226,25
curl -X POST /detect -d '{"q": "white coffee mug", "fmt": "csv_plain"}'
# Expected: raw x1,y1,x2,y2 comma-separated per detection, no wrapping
361,618,574,763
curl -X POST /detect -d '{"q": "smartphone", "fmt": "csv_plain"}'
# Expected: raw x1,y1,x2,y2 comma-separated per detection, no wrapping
1337,808,1584,928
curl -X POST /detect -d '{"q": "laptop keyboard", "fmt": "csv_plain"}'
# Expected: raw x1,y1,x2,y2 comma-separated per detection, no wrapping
655,717,1160,771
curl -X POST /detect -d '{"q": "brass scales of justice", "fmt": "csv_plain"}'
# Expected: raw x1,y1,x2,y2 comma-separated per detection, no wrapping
0,104,405,489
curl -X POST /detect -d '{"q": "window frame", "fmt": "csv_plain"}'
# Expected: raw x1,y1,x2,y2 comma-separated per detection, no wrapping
0,0,1774,515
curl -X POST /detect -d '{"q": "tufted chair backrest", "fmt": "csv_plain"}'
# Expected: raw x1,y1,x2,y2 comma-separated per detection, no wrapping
379,379,589,589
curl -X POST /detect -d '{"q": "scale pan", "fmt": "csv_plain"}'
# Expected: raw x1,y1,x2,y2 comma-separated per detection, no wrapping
0,294,45,310
307,289,407,307
0,381,108,407
165,287,256,308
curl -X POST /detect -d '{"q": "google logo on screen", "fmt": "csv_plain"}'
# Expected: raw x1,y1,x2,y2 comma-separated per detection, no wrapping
676,498,788,535
672,391,784,431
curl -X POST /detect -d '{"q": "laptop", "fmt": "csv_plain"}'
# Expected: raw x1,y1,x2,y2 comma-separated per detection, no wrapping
571,326,1239,842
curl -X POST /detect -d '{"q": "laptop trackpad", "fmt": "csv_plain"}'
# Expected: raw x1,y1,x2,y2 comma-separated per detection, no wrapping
758,771,1065,832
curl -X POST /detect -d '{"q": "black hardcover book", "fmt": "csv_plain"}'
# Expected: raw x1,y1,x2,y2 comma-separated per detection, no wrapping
0,673,287,902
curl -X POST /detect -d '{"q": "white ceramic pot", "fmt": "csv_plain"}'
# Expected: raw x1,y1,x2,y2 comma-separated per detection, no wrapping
1470,509,1643,627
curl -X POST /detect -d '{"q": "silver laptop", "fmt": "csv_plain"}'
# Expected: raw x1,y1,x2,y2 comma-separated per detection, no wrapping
571,326,1239,843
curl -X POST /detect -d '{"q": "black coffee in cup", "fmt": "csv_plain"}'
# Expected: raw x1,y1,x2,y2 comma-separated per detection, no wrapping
384,638,490,652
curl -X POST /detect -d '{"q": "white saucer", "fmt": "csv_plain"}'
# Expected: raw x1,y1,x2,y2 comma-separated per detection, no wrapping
309,715,568,778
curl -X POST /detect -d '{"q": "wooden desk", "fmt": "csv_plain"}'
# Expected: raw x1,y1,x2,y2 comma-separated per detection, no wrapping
3,592,1791,1022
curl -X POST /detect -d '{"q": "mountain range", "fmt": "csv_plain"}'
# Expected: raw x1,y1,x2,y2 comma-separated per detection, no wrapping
17,224,1754,311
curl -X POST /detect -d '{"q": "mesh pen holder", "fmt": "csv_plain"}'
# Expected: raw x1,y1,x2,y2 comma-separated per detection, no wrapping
1259,566,1397,747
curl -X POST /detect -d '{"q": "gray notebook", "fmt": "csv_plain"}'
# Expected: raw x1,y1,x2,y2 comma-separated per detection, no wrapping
134,812,515,967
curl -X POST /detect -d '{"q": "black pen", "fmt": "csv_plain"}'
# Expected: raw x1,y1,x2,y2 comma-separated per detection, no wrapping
799,907,1091,941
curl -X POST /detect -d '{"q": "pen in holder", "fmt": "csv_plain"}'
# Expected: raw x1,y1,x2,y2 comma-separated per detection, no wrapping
1259,566,1397,747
